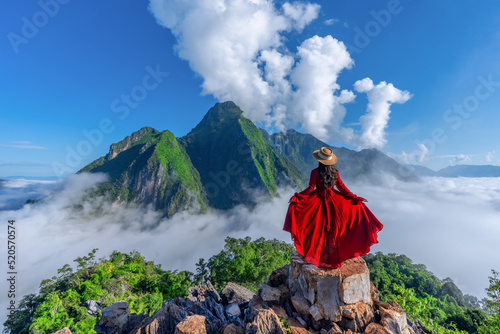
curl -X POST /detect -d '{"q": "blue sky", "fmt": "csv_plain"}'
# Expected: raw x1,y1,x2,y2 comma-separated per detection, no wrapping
1,0,500,177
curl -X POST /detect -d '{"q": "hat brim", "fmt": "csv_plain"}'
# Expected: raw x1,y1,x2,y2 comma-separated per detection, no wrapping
313,150,337,165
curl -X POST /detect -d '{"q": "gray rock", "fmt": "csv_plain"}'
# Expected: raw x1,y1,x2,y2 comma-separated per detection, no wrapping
266,265,290,288
298,273,315,304
342,272,371,304
245,303,285,334
316,275,342,322
379,302,411,334
86,300,101,316
291,290,311,316
258,284,281,302
98,300,130,330
226,303,241,319
407,319,433,334
308,304,322,321
220,282,256,309
188,281,220,303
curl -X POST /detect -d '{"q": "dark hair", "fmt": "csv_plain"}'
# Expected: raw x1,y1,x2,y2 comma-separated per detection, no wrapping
318,162,338,188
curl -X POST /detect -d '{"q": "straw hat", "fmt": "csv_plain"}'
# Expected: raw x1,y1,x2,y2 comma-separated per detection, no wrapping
313,147,337,165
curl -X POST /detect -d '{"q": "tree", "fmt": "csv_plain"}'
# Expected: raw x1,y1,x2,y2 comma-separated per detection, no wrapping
485,269,500,313
201,237,294,291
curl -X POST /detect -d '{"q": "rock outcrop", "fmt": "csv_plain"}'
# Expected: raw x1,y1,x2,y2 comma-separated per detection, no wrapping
93,253,431,334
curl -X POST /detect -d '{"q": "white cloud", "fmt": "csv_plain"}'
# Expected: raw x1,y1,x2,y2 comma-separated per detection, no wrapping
449,154,471,165
324,18,339,26
0,141,47,149
282,2,320,32
149,0,408,147
354,78,412,149
289,35,355,141
393,143,429,165
485,151,495,163
1,172,499,315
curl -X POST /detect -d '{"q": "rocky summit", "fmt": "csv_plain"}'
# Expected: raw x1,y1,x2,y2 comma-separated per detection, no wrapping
62,253,433,334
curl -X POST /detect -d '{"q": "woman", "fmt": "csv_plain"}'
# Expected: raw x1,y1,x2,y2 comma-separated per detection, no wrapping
283,147,383,269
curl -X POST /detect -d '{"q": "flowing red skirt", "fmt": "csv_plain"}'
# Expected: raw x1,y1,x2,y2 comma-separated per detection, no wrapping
283,188,383,269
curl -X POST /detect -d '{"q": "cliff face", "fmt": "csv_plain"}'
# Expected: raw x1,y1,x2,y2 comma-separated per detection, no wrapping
91,253,430,334
79,127,208,217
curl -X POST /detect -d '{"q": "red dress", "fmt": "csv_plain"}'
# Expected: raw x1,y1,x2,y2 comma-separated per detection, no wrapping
283,168,383,269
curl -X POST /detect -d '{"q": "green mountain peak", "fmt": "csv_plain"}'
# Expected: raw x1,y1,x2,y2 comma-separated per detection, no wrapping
79,128,207,217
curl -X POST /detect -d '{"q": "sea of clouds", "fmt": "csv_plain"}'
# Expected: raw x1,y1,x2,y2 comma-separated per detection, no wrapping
1,172,499,319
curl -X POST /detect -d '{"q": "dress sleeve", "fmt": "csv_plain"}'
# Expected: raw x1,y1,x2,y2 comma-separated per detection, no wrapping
335,173,357,199
298,169,317,195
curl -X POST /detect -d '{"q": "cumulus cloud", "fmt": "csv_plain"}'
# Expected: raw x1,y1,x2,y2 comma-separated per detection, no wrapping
289,35,355,141
354,78,412,149
149,0,409,147
282,2,320,32
391,143,429,165
1,172,499,318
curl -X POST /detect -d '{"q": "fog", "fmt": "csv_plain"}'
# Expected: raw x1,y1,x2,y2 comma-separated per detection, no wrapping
1,173,499,320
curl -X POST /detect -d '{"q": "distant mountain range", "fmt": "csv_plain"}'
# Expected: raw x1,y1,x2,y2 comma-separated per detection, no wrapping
80,101,420,216
405,164,500,178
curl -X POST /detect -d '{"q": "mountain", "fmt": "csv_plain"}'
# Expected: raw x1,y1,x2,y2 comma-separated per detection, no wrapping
436,164,500,177
79,127,208,217
178,101,304,209
80,101,419,216
404,164,438,177
405,164,500,177
264,129,419,182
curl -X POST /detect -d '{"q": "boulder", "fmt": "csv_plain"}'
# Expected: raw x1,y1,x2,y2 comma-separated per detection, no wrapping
270,305,288,319
379,302,414,334
266,265,290,287
289,327,312,334
175,315,207,334
407,319,433,334
187,281,227,331
226,302,242,319
220,282,256,309
188,281,220,303
288,252,372,323
223,323,245,334
98,301,130,330
365,323,393,334
258,283,281,302
52,327,72,334
319,323,342,334
129,302,188,334
245,302,286,334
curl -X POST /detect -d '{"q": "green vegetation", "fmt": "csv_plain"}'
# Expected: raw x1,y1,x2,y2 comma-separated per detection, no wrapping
4,249,193,334
79,126,207,216
196,237,295,291
5,240,498,334
478,270,500,334
179,102,304,209
364,252,489,333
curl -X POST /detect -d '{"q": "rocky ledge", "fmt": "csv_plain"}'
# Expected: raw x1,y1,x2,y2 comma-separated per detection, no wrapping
53,253,433,334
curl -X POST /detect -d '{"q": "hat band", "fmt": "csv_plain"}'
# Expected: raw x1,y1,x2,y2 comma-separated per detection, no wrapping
318,151,332,160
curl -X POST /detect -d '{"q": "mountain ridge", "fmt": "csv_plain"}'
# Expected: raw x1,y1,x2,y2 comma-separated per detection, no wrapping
80,101,419,216
406,163,500,178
